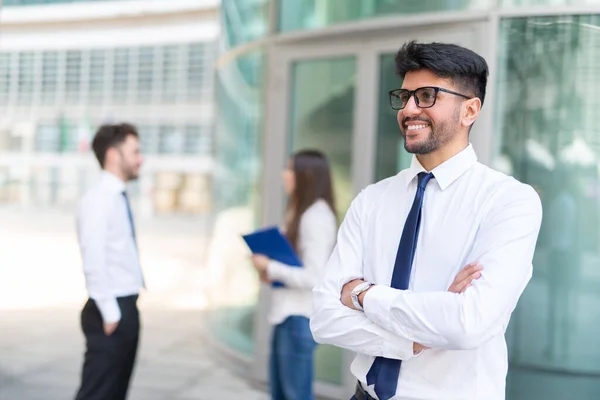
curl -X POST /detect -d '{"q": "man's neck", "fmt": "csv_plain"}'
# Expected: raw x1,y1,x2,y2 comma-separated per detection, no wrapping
416,140,469,171
104,167,127,183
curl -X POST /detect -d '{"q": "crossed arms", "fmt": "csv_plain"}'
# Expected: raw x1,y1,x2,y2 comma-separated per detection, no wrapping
310,184,542,360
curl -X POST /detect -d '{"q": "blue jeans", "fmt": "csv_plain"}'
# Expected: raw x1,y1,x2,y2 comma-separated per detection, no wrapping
269,316,317,400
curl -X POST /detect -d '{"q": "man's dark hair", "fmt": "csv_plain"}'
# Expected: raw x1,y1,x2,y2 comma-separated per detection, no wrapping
395,41,489,105
92,123,139,168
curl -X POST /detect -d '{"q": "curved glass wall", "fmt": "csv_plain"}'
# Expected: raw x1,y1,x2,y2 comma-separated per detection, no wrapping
208,0,269,358
207,47,265,355
221,0,270,48
278,0,492,32
496,14,600,399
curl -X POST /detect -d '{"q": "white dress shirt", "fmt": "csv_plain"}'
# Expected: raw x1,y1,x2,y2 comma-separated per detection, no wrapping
76,171,144,324
311,144,542,400
267,199,337,325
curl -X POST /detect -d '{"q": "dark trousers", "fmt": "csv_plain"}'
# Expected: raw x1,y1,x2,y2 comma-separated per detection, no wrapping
269,316,318,400
75,295,140,400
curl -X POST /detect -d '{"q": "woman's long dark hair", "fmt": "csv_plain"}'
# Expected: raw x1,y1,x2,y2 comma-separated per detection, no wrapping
285,149,337,252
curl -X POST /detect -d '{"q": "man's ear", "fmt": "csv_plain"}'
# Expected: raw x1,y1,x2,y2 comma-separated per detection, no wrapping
462,98,481,128
105,147,117,166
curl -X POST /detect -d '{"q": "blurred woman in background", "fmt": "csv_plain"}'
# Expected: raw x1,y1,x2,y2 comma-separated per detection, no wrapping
252,149,338,400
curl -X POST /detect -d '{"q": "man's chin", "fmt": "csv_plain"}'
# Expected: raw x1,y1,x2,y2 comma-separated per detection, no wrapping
404,141,436,155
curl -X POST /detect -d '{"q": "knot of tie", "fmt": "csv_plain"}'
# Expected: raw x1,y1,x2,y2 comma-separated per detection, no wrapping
417,172,434,190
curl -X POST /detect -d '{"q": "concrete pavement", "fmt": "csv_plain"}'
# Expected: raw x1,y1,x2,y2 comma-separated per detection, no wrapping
0,308,268,400
0,208,268,400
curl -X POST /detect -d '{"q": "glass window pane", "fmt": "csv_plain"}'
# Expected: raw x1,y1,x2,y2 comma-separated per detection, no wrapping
187,43,208,101
496,15,600,399
162,45,180,102
89,49,106,103
279,0,492,32
137,46,154,103
112,48,130,101
184,125,212,155
0,53,12,106
35,124,61,152
17,52,35,105
289,56,356,385
42,51,58,105
65,50,82,103
138,125,159,154
158,125,183,154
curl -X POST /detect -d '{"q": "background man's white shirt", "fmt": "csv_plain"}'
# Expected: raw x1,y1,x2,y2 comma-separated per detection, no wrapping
76,171,144,324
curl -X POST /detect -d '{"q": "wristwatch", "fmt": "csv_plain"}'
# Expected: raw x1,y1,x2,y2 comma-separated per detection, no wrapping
351,282,374,311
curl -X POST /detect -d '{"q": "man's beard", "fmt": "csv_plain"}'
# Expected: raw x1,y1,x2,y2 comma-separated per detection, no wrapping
401,111,460,155
120,163,138,181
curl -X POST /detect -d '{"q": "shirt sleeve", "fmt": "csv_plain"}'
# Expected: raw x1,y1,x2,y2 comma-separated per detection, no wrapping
363,183,542,350
311,190,416,361
77,193,121,324
266,205,336,289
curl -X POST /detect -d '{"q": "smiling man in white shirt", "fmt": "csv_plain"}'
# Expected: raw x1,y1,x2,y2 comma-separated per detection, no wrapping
311,41,543,400
75,123,145,400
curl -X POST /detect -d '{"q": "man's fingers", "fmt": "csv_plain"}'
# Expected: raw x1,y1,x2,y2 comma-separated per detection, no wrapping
455,262,482,283
453,262,479,283
448,267,483,293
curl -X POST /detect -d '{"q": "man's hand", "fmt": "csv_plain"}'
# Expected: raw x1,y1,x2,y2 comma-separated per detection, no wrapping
104,321,119,336
341,279,366,310
448,262,483,293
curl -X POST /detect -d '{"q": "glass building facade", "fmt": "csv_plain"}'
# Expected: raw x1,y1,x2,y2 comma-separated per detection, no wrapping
213,0,600,399
0,1,218,215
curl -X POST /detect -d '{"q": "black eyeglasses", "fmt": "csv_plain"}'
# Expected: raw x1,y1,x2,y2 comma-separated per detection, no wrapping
388,86,473,110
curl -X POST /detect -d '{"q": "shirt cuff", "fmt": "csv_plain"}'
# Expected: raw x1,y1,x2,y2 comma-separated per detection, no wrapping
94,297,121,324
363,285,405,337
363,285,415,360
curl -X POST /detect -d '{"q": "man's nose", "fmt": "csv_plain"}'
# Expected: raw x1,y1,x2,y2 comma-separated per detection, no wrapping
403,94,421,115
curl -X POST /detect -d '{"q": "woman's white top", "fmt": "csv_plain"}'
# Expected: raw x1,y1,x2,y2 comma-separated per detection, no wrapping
267,199,337,325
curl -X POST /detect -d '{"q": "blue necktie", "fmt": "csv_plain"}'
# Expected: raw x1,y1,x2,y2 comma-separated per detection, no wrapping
366,172,434,400
121,191,136,246
122,191,146,288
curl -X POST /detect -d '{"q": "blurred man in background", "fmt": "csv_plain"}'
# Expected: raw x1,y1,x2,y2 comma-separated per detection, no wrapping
75,123,145,400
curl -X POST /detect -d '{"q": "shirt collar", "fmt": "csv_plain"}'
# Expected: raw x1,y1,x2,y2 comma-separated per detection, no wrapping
405,144,478,191
101,170,126,193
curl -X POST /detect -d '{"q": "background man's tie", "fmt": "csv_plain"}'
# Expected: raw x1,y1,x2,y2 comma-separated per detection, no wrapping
122,191,137,245
122,191,145,288
365,172,435,400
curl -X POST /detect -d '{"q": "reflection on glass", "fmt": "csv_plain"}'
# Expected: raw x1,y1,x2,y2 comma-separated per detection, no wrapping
206,49,265,355
496,15,600,400
288,56,356,384
279,0,491,32
222,0,270,48
375,53,412,181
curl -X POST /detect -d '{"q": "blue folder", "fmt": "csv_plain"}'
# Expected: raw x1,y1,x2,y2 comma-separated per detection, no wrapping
242,226,302,288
